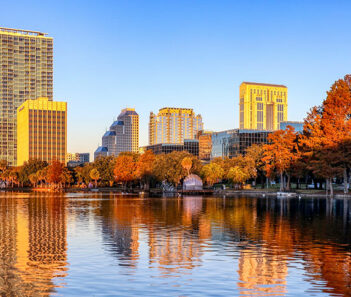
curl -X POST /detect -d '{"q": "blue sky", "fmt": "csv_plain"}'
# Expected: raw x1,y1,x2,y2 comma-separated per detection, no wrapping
1,0,351,156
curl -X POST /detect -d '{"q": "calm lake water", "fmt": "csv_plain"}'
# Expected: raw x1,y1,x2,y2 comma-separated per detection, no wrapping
0,193,350,296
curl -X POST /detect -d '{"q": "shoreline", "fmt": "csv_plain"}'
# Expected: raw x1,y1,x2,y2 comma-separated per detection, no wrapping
1,187,351,199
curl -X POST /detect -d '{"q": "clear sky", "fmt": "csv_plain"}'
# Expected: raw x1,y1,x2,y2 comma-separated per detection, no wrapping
1,0,351,157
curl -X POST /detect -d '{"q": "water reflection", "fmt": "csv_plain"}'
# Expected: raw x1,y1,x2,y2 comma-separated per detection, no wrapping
0,194,67,296
0,194,350,296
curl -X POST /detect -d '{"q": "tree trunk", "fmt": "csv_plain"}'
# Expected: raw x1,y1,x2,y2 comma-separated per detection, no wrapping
326,178,329,196
280,172,284,191
287,174,291,191
330,178,334,196
343,168,348,194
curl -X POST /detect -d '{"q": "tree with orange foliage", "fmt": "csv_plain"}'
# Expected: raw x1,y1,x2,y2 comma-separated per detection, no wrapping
245,144,266,188
262,126,298,191
181,157,193,176
301,75,351,194
135,150,155,190
46,160,65,187
114,153,138,189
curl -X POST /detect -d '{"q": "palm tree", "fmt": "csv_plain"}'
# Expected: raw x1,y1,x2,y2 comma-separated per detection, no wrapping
90,168,100,188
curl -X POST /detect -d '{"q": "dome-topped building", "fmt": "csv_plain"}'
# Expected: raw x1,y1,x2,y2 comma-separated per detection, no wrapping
183,174,203,191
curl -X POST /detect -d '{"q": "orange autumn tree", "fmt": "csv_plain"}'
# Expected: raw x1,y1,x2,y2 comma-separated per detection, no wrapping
301,75,351,194
181,157,193,176
46,160,64,187
135,150,155,190
114,153,138,189
262,125,298,191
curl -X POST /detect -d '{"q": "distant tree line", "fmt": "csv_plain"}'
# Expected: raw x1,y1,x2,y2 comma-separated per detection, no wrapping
0,75,350,194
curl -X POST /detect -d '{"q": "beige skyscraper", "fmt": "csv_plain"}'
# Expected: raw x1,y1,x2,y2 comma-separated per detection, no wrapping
149,107,203,145
0,27,53,165
239,82,288,131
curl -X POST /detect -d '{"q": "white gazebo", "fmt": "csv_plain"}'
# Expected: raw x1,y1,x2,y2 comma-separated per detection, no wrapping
183,174,203,190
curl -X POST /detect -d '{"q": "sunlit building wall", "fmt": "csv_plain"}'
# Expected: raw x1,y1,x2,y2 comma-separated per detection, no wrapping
239,82,287,131
0,27,53,166
149,107,203,145
197,130,213,162
17,97,67,166
94,108,139,160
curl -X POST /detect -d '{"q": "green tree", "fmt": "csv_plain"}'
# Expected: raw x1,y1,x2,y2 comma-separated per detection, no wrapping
90,168,100,188
200,162,224,186
227,166,250,189
18,159,48,186
93,155,116,186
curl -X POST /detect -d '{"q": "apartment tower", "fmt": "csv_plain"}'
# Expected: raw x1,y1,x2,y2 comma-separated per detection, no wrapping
17,97,67,166
239,82,287,130
0,27,53,165
149,107,203,145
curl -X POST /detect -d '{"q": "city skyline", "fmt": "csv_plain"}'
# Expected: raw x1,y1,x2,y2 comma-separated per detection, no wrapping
1,1,351,158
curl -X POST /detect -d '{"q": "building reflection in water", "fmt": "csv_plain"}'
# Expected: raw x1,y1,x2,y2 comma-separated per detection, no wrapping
98,195,351,295
0,194,67,296
1,193,350,296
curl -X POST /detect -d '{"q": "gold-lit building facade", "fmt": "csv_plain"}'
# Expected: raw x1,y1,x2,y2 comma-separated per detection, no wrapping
197,130,212,161
0,27,53,166
149,107,203,145
239,82,287,131
17,97,67,166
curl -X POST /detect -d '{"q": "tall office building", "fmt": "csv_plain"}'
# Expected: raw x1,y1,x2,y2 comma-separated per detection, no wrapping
0,27,53,165
17,97,67,166
239,82,287,131
149,107,203,145
94,108,139,160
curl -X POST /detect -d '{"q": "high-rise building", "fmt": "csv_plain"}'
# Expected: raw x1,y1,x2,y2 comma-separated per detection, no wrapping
17,97,67,166
239,82,287,131
0,27,53,165
149,107,203,145
94,108,139,160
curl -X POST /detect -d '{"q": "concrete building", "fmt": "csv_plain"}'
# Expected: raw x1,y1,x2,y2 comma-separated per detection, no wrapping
16,97,67,166
211,129,271,159
66,153,90,167
149,107,203,145
239,82,287,131
94,108,139,160
0,27,53,165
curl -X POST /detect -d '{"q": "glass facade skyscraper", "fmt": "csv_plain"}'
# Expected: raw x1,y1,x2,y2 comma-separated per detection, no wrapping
0,27,53,165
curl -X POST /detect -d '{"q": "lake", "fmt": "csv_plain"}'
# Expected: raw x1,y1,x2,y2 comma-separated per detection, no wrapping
0,193,350,296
